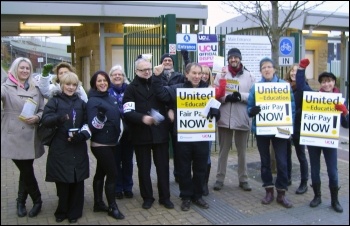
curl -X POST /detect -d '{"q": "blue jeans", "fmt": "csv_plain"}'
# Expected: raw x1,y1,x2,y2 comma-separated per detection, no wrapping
307,146,338,187
256,135,289,190
289,134,309,181
114,130,134,193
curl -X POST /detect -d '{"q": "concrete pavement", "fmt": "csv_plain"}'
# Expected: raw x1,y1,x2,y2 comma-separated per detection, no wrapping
1,137,349,225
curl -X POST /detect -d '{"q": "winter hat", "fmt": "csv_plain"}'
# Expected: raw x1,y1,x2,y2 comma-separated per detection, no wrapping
227,48,242,60
318,72,336,83
259,57,274,70
160,53,174,63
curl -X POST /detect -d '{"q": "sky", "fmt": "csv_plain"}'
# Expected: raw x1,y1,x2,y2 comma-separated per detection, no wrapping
48,1,349,44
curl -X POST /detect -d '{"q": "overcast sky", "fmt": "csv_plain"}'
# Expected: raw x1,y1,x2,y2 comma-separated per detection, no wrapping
49,1,349,44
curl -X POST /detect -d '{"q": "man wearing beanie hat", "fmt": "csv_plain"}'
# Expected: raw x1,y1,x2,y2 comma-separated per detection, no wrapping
296,59,348,213
247,56,296,208
213,47,255,192
158,52,185,184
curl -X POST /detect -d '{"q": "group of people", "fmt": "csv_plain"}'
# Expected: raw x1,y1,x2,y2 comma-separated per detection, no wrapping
1,47,348,224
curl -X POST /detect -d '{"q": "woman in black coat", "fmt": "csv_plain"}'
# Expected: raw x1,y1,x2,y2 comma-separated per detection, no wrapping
86,70,124,220
41,72,90,223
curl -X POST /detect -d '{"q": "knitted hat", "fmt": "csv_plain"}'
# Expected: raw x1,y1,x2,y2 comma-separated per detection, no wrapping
227,48,242,60
259,57,274,70
160,53,174,63
318,72,336,83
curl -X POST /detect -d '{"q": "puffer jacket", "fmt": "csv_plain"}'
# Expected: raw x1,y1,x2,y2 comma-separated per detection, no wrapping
41,92,89,183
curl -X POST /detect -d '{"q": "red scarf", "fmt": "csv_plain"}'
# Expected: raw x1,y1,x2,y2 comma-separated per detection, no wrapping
228,64,242,77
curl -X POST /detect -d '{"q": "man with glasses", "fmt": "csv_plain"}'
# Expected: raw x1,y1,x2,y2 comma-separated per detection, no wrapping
122,56,174,210
213,48,256,192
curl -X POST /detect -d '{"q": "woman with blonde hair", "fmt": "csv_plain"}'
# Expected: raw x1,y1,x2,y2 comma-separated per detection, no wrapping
41,72,91,223
1,57,45,218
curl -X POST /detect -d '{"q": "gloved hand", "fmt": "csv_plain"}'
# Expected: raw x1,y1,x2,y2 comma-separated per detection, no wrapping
69,132,87,144
225,94,234,103
42,63,53,77
57,114,69,123
97,107,107,122
231,91,241,103
207,107,221,122
299,58,310,69
249,106,261,117
335,104,348,116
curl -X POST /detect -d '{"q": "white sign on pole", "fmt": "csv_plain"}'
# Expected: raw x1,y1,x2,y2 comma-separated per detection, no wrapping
225,35,271,82
38,57,44,63
279,57,294,66
176,34,197,51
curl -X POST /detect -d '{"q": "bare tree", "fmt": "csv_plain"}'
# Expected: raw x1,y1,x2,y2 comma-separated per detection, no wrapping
221,1,327,69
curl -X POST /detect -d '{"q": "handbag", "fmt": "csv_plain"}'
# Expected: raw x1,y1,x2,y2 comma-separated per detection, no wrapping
37,98,58,146
37,123,57,146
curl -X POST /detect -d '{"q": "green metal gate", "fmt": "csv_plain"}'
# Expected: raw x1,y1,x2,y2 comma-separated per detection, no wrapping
123,14,177,82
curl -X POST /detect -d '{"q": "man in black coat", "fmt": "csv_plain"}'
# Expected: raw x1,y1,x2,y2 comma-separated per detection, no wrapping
122,56,174,210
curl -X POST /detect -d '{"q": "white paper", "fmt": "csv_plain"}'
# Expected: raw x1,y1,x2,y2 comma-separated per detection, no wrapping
275,132,291,139
275,127,291,139
201,98,221,118
150,108,165,125
19,98,37,121
212,56,225,73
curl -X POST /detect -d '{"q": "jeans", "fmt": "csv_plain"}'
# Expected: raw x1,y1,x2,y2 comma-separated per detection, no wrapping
256,135,289,190
307,146,338,187
288,134,309,181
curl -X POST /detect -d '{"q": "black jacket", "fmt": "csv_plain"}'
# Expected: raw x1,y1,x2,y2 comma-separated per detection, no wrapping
122,75,169,145
87,89,121,144
41,93,89,183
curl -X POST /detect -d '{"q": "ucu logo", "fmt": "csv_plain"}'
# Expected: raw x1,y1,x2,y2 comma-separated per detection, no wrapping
202,134,212,138
198,35,210,41
325,140,334,144
198,45,217,52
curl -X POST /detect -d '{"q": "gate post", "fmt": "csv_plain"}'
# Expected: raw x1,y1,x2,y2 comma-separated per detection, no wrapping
165,14,177,71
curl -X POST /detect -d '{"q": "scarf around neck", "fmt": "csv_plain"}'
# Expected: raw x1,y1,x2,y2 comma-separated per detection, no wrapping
228,64,242,77
8,72,29,90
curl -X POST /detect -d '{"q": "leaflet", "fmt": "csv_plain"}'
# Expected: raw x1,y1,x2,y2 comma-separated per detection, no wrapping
18,98,37,121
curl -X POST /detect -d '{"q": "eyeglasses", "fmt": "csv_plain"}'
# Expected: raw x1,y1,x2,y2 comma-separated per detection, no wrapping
137,68,152,73
261,66,274,70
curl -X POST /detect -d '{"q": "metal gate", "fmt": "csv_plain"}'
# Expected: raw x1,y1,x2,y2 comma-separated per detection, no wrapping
123,14,177,82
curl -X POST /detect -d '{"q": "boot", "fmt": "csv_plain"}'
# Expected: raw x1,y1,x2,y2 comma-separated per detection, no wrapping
108,203,125,220
105,183,125,219
27,184,42,217
261,187,274,204
93,180,108,212
330,186,343,213
296,179,308,194
16,181,28,217
203,164,211,196
310,183,322,207
276,189,293,208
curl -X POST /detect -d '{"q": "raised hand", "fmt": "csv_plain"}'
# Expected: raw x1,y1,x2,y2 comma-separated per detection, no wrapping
299,58,310,69
42,63,53,77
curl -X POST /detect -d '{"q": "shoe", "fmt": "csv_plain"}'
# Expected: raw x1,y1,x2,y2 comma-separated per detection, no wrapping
159,199,174,209
124,191,133,199
213,181,223,191
239,182,252,191
68,219,77,223
181,200,191,211
55,217,65,223
295,180,308,194
192,198,209,209
142,200,154,209
115,192,124,199
93,201,109,212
